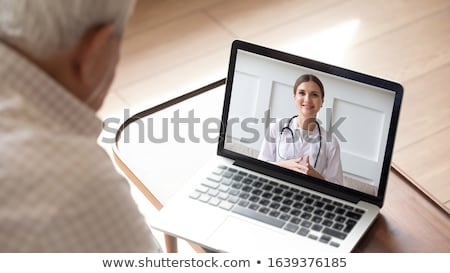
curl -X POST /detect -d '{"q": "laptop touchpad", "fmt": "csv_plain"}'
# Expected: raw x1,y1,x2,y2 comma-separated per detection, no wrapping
207,216,287,252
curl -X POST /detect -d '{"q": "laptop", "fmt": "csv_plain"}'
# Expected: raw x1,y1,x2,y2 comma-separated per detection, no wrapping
151,40,403,252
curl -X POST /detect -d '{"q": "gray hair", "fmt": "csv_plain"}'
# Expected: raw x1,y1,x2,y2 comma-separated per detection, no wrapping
0,0,135,58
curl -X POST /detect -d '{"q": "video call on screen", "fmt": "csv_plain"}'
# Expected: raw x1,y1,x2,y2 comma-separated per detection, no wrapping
224,50,396,196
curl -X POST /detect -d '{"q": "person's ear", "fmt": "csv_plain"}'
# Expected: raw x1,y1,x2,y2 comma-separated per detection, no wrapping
72,24,115,87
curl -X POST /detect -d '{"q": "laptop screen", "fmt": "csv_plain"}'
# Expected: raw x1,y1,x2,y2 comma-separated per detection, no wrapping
219,40,403,206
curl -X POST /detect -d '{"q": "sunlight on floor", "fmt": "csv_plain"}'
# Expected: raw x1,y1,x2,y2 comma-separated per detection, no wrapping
282,19,360,65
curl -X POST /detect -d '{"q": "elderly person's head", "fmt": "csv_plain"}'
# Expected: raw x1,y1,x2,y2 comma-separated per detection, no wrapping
0,0,135,110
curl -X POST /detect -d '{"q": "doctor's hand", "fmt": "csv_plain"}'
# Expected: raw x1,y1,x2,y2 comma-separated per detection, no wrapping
276,157,306,172
297,155,325,180
277,156,324,180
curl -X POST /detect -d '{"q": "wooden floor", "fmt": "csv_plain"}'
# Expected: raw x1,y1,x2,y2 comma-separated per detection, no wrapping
99,0,450,228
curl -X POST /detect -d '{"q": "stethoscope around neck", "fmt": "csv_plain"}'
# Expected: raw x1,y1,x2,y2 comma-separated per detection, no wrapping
278,115,322,168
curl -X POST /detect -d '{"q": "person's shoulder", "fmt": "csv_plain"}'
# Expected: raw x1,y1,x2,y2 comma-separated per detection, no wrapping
267,118,284,130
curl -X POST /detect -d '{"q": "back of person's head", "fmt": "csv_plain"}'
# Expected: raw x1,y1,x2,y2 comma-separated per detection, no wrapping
0,0,135,59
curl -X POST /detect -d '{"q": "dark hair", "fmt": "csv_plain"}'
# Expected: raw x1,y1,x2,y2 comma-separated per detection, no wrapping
293,74,324,99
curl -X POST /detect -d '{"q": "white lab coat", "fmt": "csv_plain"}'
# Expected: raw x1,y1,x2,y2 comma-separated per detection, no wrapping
258,117,343,185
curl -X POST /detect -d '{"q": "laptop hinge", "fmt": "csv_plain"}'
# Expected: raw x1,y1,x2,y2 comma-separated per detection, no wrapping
234,159,360,204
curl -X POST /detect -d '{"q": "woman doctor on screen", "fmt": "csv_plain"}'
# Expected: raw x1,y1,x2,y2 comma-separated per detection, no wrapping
258,74,343,185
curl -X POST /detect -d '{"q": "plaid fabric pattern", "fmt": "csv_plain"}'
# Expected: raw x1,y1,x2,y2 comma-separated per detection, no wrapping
0,42,161,252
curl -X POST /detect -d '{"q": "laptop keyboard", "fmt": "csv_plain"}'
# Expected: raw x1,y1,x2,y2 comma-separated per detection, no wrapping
189,165,366,248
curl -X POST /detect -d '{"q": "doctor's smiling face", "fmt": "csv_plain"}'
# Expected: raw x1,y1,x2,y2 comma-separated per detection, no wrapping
293,75,324,120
